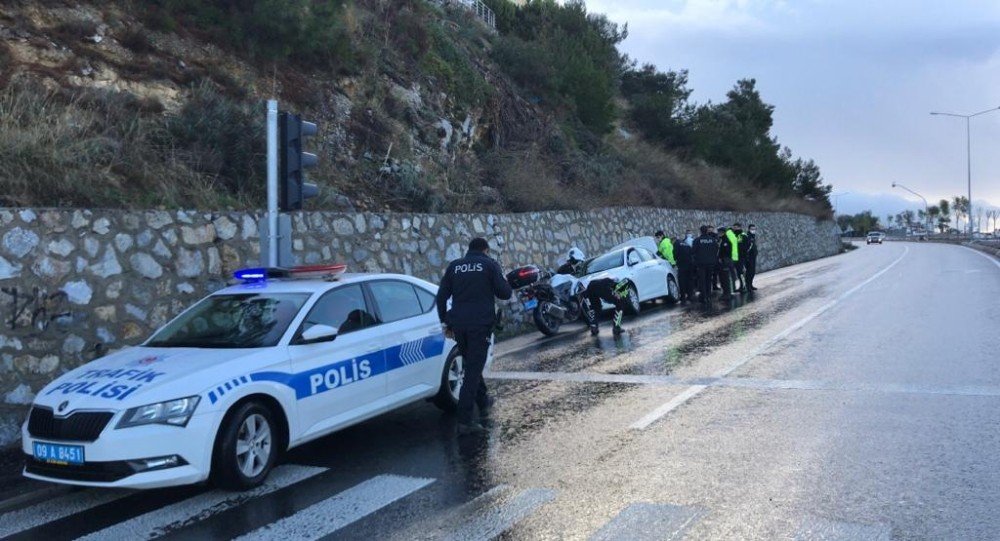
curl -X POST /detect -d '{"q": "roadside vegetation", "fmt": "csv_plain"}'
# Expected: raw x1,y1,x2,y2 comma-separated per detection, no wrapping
0,0,832,216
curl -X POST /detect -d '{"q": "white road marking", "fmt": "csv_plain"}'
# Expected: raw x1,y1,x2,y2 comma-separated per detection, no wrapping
234,474,434,541
0,488,132,538
963,245,1000,271
79,465,326,541
589,502,707,541
629,246,910,430
438,487,556,541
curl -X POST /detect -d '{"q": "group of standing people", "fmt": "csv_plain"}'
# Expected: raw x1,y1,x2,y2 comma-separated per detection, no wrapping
656,223,758,304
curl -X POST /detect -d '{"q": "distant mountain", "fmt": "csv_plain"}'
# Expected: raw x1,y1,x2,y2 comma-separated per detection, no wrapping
836,192,999,219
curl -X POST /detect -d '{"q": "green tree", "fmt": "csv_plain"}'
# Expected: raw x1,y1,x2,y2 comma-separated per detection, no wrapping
620,64,694,149
791,158,832,210
937,199,952,233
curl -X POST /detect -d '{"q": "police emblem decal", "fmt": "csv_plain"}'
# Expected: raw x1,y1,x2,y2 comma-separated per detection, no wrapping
58,401,69,413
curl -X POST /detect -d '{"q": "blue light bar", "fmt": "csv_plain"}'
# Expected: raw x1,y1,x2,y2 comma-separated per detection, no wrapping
234,267,290,282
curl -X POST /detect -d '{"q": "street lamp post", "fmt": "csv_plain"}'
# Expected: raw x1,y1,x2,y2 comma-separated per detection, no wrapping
830,192,850,215
930,106,1000,235
891,182,929,232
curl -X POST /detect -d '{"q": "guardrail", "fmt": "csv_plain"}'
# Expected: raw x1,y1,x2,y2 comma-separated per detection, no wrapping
432,0,496,29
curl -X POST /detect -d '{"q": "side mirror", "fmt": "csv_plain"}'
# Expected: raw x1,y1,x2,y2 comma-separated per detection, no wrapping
299,324,338,345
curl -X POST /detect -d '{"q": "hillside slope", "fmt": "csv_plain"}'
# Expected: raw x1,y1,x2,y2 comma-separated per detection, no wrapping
0,0,829,216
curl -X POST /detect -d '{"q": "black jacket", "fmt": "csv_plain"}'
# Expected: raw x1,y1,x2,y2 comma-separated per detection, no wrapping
693,234,719,266
673,241,693,269
436,251,512,330
746,232,758,257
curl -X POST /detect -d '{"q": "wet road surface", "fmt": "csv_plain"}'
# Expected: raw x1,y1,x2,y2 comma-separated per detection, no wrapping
4,242,999,540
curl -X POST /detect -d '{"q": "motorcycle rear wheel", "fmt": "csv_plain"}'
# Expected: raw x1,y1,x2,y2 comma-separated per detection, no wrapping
533,303,562,336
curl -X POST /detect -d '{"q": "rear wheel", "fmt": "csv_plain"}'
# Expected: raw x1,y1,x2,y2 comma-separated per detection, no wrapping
624,284,640,316
532,303,561,336
213,401,278,491
433,347,463,411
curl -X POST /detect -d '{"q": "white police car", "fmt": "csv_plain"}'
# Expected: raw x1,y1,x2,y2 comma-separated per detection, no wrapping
23,265,467,490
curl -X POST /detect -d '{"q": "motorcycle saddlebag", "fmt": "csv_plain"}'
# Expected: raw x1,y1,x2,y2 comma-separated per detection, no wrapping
507,265,542,289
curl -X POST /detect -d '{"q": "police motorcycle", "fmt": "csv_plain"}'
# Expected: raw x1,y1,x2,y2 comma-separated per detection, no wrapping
505,248,588,336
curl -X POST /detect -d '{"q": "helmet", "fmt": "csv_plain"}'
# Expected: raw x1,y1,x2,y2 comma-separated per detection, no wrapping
567,247,586,263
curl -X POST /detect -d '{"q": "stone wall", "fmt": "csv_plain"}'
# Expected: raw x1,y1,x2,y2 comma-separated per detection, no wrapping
0,206,840,445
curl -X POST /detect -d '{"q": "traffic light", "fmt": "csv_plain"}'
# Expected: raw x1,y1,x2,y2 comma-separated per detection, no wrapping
278,112,319,211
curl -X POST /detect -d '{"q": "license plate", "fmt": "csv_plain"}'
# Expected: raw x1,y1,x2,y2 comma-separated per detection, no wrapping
522,299,538,310
33,442,85,465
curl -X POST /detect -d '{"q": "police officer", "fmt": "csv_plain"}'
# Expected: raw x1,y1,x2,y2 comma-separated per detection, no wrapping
693,225,719,304
557,247,586,276
436,237,513,435
716,226,736,301
732,222,748,292
744,224,759,291
584,277,630,336
672,235,695,302
654,231,675,265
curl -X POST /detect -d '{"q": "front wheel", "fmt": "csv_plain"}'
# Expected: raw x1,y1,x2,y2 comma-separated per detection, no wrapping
533,303,561,336
213,401,278,491
624,284,641,316
666,275,679,304
433,347,463,411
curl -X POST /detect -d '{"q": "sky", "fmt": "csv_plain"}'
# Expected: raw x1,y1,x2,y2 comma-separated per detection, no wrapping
583,0,1000,217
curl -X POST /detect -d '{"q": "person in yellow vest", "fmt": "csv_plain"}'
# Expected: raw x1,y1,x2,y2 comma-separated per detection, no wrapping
654,231,675,265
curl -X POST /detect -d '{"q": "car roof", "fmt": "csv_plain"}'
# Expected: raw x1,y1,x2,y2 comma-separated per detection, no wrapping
213,272,436,296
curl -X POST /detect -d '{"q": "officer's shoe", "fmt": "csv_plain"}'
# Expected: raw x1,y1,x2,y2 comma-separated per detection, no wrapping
457,421,488,436
590,325,599,336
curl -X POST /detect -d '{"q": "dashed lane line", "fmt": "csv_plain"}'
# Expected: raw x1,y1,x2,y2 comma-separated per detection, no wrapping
234,474,434,541
78,465,326,541
589,502,707,541
628,245,910,430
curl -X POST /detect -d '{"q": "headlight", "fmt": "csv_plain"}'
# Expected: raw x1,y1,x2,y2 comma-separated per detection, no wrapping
116,396,200,429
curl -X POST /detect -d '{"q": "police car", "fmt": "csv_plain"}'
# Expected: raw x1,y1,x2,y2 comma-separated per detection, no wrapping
23,265,466,490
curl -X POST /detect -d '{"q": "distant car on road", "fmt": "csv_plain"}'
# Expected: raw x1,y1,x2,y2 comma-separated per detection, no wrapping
866,232,885,245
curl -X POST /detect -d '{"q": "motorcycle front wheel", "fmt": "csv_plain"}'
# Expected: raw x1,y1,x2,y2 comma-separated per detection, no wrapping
533,302,562,336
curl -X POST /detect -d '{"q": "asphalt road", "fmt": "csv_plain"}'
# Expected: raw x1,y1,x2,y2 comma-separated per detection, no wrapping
3,242,999,540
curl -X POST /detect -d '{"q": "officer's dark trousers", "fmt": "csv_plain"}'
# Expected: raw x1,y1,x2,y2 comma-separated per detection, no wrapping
677,265,694,300
454,327,492,424
584,280,626,330
696,265,713,302
734,260,746,291
745,255,757,289
717,261,734,298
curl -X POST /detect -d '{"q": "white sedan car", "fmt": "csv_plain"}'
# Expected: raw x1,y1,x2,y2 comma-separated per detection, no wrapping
23,266,465,490
579,237,680,314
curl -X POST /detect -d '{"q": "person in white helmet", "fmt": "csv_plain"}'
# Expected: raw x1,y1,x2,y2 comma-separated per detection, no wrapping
556,247,586,276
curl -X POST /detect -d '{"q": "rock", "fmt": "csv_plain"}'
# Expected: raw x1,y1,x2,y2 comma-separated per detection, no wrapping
92,217,111,235
106,280,123,300
15,355,59,375
214,216,238,240
94,305,117,321
5,384,34,405
207,247,222,275
176,282,195,294
89,248,123,278
332,218,354,236
114,233,134,252
175,210,193,224
63,335,86,355
125,304,147,321
352,249,370,262
97,327,116,344
152,239,172,258
293,239,304,251
71,210,90,229
31,256,71,279
63,280,93,305
242,215,258,239
0,255,22,279
136,230,153,247
46,239,75,256
176,248,204,278
83,237,100,257
473,218,485,234
221,245,241,275
3,227,39,257
162,229,178,246
390,83,423,110
123,322,145,340
181,224,215,245
19,209,36,223
146,211,173,229
354,214,367,234
130,253,163,279
0,335,23,351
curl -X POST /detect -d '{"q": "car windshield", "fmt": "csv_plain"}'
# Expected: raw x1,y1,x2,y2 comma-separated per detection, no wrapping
581,250,624,275
146,293,310,349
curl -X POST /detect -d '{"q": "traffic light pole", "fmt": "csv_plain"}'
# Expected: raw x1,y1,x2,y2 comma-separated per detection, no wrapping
266,100,279,267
